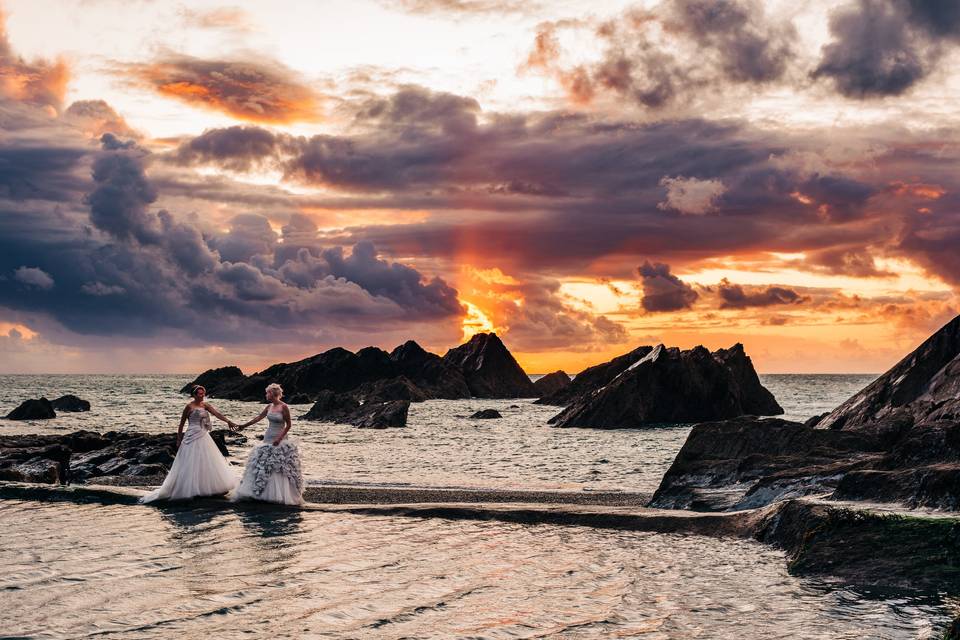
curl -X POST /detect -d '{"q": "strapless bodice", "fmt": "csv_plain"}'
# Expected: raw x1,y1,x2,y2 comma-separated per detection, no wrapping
263,406,285,442
188,408,211,431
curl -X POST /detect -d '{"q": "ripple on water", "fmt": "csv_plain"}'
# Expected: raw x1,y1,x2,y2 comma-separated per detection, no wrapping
0,499,954,639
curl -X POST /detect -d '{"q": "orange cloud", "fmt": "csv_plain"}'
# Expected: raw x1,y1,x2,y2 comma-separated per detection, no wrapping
0,13,68,111
127,55,321,124
887,180,945,200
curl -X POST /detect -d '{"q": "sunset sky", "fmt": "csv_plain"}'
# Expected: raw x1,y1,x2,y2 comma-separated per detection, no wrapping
0,0,958,374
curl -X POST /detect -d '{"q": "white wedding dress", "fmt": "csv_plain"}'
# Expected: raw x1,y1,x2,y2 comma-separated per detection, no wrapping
232,405,304,505
140,407,237,503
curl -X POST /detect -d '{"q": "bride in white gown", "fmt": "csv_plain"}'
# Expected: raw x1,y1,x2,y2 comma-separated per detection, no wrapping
232,383,304,506
140,385,238,503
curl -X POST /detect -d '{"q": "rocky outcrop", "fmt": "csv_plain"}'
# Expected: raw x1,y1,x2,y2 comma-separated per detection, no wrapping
51,395,91,412
302,390,410,428
469,409,502,419
5,398,56,420
535,346,653,406
818,315,960,431
532,371,571,397
0,429,241,485
183,339,474,402
549,343,783,428
442,333,538,398
651,315,960,512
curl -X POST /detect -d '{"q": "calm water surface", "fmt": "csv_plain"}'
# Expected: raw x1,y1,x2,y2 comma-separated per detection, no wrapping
0,498,953,639
0,374,876,494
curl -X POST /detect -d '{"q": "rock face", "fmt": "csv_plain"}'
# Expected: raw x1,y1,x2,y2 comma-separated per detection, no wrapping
0,429,241,485
469,409,502,419
532,371,571,397
183,339,476,402
441,333,538,398
302,390,410,428
549,344,783,428
818,315,960,431
5,398,56,420
51,395,91,412
535,346,653,406
651,315,960,512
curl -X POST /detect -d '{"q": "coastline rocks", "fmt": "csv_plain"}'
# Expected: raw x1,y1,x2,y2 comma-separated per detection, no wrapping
442,333,538,398
51,395,91,412
390,340,472,399
353,376,429,403
302,391,410,428
818,315,960,431
535,346,653,406
549,343,783,428
0,443,71,484
179,365,246,395
469,409,502,419
533,371,571,397
5,398,56,420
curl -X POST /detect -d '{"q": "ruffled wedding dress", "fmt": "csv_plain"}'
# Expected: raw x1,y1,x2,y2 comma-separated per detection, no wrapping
141,407,237,503
232,406,304,505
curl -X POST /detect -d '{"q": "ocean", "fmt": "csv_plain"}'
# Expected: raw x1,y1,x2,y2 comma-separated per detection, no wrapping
5,372,956,638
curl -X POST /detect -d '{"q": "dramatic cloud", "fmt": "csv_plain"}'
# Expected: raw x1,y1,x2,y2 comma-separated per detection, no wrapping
13,266,54,290
638,261,698,312
178,7,255,32
658,176,726,215
0,16,68,111
172,125,294,172
125,54,321,123
717,278,804,309
524,0,797,109
64,100,139,139
813,0,960,98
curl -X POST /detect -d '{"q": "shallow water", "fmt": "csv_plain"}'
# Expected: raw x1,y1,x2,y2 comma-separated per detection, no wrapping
0,374,876,494
0,498,953,639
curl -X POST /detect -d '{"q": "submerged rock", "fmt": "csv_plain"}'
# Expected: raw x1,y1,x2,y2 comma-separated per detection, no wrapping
5,398,56,420
549,343,783,428
442,333,538,398
469,409,502,419
533,371,571,397
302,390,410,428
51,395,91,412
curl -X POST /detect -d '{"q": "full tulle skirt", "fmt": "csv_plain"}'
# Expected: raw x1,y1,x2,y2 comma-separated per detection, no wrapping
232,439,304,506
140,431,237,503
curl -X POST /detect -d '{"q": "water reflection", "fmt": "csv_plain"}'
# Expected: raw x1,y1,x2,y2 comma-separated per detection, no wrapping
235,503,304,538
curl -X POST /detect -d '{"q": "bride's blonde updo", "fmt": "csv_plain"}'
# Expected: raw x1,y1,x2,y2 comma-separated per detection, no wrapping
266,383,283,400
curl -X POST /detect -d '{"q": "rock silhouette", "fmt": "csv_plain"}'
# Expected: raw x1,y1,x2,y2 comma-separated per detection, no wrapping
302,390,410,428
51,395,91,412
442,333,538,398
6,398,56,420
535,346,653,406
549,343,782,428
469,409,502,419
532,371,571,397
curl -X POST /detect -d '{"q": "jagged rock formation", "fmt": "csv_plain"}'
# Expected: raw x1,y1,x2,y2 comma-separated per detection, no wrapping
302,390,410,428
5,398,56,420
183,334,532,402
441,333,538,398
651,315,960,512
535,346,653,406
532,371,571,397
0,429,240,485
51,395,91,412
549,344,783,428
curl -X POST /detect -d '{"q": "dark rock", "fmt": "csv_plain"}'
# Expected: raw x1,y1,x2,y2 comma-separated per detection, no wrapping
802,412,828,428
0,443,71,484
390,340,472,399
469,409,502,419
287,393,313,404
303,390,361,421
818,315,960,430
137,447,175,466
649,416,883,511
124,463,167,477
535,346,653,406
5,398,56,420
50,394,91,412
533,371,571,397
180,365,246,396
209,429,231,457
352,376,429,403
550,344,783,429
442,333,538,398
96,458,129,476
350,401,410,429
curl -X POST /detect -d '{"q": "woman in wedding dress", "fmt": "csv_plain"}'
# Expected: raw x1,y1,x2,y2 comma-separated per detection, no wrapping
232,383,304,506
141,385,238,503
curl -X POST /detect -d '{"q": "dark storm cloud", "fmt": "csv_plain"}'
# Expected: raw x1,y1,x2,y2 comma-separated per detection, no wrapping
124,54,321,123
813,0,960,98
637,261,698,312
717,278,804,309
172,125,295,172
85,136,159,243
523,0,797,109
